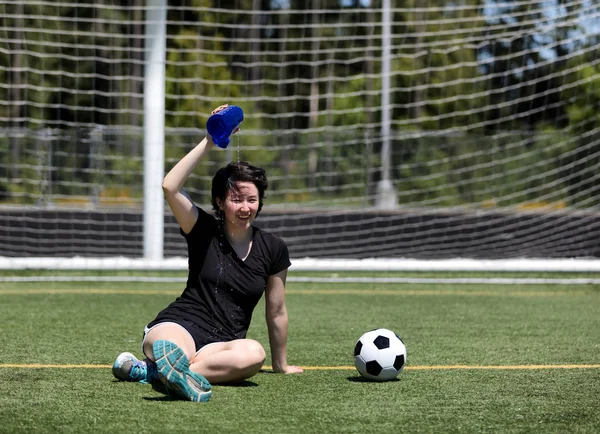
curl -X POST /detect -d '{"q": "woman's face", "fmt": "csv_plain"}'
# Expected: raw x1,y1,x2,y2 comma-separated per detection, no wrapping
218,181,260,232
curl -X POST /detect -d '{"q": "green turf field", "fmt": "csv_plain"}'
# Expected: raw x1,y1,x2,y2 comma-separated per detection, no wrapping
1,272,599,433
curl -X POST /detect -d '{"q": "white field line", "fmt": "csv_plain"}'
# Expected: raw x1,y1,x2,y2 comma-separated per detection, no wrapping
1,275,600,284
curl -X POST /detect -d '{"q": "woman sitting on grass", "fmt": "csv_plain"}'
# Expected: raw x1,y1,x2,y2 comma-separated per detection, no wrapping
112,105,303,402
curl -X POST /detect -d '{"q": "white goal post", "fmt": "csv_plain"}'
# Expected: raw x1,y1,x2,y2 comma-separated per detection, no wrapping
1,1,600,273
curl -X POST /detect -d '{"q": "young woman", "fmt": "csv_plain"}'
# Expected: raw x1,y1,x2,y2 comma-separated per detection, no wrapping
112,105,303,402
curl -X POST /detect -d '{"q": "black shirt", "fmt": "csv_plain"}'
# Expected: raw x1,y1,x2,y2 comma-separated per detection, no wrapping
149,208,291,344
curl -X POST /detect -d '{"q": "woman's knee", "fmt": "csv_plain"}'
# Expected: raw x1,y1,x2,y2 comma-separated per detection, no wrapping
245,339,267,365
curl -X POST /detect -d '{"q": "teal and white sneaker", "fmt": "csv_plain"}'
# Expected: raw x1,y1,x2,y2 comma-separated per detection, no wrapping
112,352,158,384
152,340,212,402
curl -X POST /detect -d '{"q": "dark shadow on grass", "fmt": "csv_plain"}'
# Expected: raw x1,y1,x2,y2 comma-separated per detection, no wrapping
347,376,400,383
143,395,180,402
143,381,187,401
150,381,169,394
109,380,182,402
216,380,258,387
142,378,258,401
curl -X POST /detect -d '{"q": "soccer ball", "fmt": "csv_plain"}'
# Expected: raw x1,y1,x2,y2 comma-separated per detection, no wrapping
354,328,406,381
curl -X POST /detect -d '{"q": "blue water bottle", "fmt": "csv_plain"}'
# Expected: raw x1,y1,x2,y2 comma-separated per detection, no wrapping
206,105,244,149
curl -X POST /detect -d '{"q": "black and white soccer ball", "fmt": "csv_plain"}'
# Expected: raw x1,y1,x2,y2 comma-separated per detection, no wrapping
354,328,407,381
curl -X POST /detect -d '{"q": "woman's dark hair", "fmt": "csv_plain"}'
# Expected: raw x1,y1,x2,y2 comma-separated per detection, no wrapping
211,161,268,217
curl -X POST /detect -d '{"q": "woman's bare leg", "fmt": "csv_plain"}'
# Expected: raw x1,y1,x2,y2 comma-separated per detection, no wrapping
142,323,196,362
189,339,266,384
144,325,265,384
142,323,212,402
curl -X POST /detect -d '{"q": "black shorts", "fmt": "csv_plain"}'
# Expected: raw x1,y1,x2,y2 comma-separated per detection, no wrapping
143,317,223,356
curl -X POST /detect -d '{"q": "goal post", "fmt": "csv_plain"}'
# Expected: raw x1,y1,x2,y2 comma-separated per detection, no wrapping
143,0,166,260
1,1,599,273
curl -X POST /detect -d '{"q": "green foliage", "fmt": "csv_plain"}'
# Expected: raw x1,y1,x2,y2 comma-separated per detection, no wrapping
394,130,580,208
559,55,600,207
165,28,241,129
1,2,599,209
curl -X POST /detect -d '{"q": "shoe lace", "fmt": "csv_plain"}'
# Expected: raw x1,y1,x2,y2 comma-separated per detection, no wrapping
128,360,147,382
142,361,158,384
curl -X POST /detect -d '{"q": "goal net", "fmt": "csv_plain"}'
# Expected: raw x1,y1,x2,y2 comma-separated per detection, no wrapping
1,0,600,272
